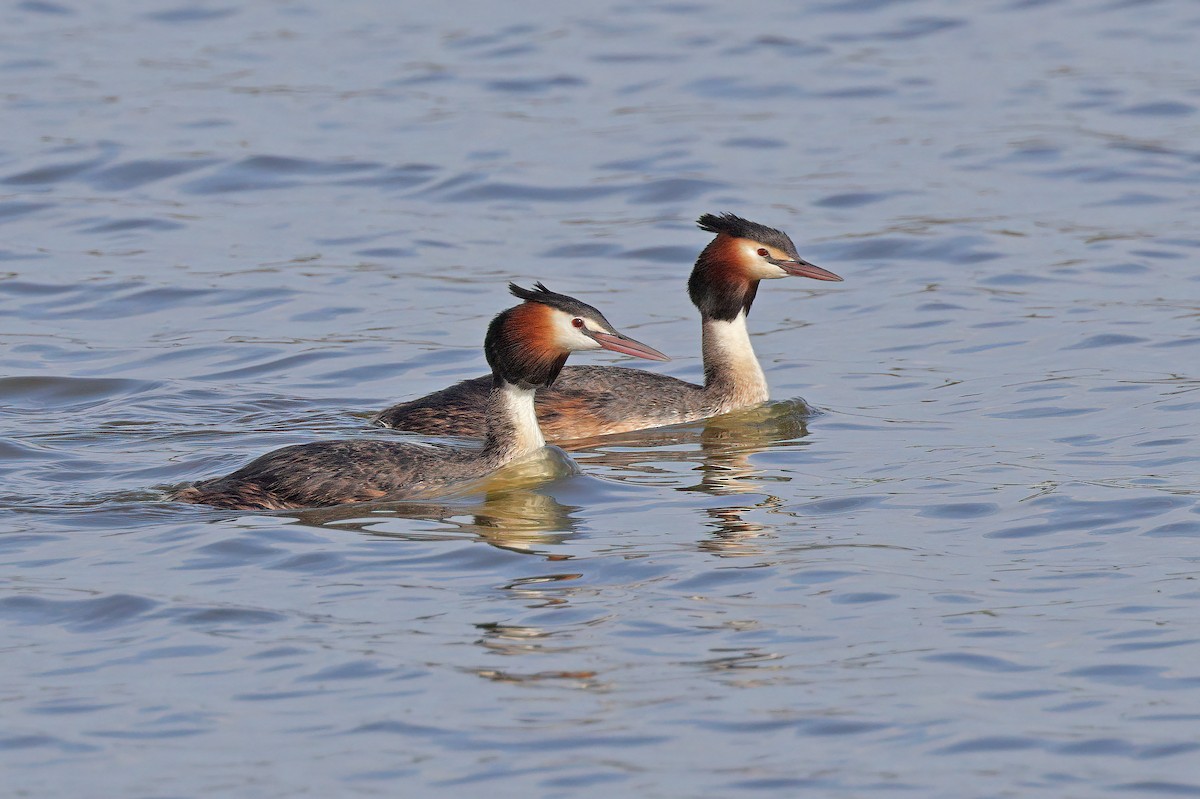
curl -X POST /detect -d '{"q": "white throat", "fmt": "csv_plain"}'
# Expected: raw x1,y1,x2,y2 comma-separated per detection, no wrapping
498,383,545,454
701,311,769,405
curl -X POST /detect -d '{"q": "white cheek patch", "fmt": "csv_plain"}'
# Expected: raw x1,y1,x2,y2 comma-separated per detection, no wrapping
577,321,610,349
548,309,603,351
752,261,789,280
737,240,788,280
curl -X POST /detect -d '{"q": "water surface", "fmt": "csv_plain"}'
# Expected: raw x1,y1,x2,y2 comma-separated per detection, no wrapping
3,0,1200,796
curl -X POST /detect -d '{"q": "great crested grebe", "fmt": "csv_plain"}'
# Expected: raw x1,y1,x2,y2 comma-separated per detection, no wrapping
173,284,668,510
373,213,842,441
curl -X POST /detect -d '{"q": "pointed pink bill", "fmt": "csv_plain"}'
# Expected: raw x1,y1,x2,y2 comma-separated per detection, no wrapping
771,257,843,281
590,331,670,361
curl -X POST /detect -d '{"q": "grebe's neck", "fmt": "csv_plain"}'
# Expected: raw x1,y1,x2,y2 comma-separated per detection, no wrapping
482,380,546,460
701,310,769,407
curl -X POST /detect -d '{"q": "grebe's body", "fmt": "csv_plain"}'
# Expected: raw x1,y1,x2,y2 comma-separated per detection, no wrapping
375,213,841,441
173,284,667,510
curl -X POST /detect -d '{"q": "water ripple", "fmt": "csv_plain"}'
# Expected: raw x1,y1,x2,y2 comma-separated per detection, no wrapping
0,593,158,632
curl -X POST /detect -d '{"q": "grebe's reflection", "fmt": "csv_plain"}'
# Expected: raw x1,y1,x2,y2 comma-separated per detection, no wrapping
469,620,599,685
569,399,814,556
287,445,582,555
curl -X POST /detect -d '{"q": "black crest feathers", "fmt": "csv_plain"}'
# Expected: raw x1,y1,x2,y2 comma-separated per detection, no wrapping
508,282,620,332
508,281,556,303
696,213,799,258
508,282,603,320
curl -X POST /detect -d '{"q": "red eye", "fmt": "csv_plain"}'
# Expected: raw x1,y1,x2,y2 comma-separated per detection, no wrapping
757,248,769,257
571,318,585,328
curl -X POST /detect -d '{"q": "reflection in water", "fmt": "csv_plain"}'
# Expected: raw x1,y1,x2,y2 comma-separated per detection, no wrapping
693,403,808,557
575,400,813,556
465,574,592,685
470,667,599,686
288,446,583,554
687,649,786,673
501,571,585,603
294,487,582,555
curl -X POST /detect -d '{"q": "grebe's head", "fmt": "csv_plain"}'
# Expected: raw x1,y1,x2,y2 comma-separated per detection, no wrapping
689,212,842,322
485,282,669,389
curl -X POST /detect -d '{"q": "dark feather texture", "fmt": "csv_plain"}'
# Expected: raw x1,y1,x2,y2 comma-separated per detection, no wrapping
485,311,568,390
696,212,801,259
689,235,757,322
508,282,614,325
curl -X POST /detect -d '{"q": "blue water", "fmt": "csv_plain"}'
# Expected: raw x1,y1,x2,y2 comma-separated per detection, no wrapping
3,0,1200,796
